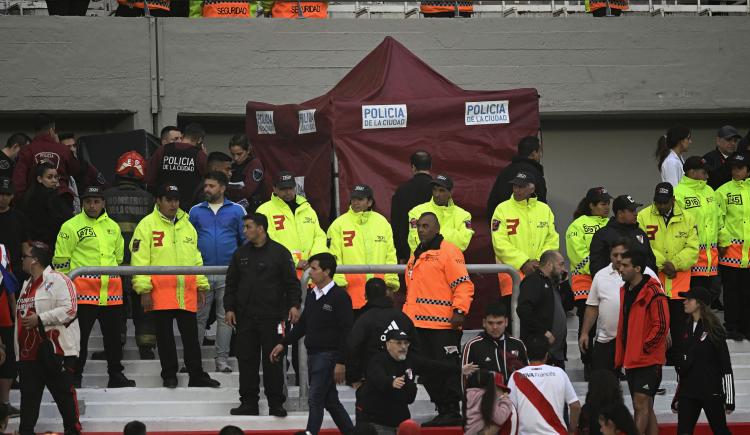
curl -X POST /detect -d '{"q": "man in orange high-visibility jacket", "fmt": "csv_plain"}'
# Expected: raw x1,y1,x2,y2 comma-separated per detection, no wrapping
403,212,474,427
261,0,327,18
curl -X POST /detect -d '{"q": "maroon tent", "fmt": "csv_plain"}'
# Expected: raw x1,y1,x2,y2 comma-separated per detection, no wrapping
246,36,540,324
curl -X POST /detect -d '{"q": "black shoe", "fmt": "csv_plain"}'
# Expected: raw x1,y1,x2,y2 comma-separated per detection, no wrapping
202,337,215,346
91,350,106,360
107,373,136,388
73,377,82,389
422,412,462,427
7,403,20,418
656,388,666,395
179,366,188,373
188,374,221,388
139,346,155,360
10,379,19,390
728,330,745,342
230,403,259,415
269,406,287,417
163,377,178,388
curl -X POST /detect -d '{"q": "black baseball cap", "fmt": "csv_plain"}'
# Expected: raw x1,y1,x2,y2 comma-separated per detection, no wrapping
509,171,535,186
80,185,105,200
0,178,13,194
717,125,742,140
385,329,410,342
612,194,642,213
430,174,454,191
585,187,611,203
683,156,708,172
653,182,674,203
679,287,712,306
350,184,373,200
728,153,750,168
157,184,180,199
275,171,296,189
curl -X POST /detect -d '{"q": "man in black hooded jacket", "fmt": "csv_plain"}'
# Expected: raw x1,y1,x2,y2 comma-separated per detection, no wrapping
589,194,657,277
487,136,547,217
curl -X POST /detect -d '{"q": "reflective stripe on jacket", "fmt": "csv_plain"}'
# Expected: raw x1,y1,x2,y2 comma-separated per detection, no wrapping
637,203,699,298
53,211,125,306
408,198,474,254
403,239,474,330
327,207,399,309
565,214,608,300
420,1,473,13
716,179,750,268
130,206,209,312
674,176,719,276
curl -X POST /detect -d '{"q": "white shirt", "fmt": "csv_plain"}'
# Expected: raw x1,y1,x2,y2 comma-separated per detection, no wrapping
508,364,578,435
587,264,658,343
661,150,684,187
313,280,335,300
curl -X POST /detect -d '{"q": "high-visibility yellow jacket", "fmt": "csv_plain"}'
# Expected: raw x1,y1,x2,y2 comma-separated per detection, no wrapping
716,179,750,269
130,206,209,313
674,176,720,276
407,198,474,254
565,215,609,301
491,197,559,297
327,207,399,309
256,194,328,266
637,203,699,298
53,211,125,306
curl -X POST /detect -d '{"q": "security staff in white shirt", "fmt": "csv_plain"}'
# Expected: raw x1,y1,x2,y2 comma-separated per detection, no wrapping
578,238,658,372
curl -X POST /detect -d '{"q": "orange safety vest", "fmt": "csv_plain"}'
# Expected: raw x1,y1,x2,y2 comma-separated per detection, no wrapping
588,0,628,12
202,0,254,17
403,239,474,330
498,270,524,297
272,0,327,18
692,243,718,277
117,0,170,11
420,1,473,14
75,275,124,306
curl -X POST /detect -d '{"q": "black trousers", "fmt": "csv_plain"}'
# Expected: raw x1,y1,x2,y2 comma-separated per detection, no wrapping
45,0,89,15
114,4,171,16
576,299,594,366
667,299,687,369
592,339,616,372
719,265,750,334
677,395,731,435
76,304,125,379
129,281,156,347
18,357,81,435
414,328,461,409
237,318,285,407
153,309,204,379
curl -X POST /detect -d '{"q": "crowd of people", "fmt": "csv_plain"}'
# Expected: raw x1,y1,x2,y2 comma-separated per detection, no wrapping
0,114,745,435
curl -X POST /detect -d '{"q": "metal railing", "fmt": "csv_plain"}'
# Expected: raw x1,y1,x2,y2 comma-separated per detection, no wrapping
68,263,520,411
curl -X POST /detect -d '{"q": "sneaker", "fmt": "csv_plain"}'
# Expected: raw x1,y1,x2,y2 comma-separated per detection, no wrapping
728,330,745,342
139,346,155,360
7,403,20,418
163,377,178,388
269,406,287,417
230,403,259,416
107,373,136,388
215,359,232,373
91,351,106,360
202,337,216,346
422,412,462,427
188,374,221,388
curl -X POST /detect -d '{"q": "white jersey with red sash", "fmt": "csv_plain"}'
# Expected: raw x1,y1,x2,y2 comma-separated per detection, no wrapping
508,364,578,435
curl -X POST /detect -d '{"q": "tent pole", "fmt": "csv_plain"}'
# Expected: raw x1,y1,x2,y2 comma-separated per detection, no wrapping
333,148,341,217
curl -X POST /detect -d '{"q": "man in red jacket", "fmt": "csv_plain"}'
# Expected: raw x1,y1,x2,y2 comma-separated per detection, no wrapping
615,249,669,435
12,114,79,202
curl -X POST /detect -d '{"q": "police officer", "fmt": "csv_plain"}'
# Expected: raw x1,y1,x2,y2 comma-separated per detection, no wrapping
130,184,220,388
103,151,156,359
491,171,559,307
407,174,474,254
403,212,474,427
53,186,135,389
226,134,266,213
391,150,432,263
145,123,208,209
327,184,399,313
224,213,300,416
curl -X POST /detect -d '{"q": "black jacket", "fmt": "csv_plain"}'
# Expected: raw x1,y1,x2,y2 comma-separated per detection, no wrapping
703,148,732,191
391,173,433,261
21,185,73,251
224,238,301,324
517,271,562,343
487,156,547,217
103,180,154,264
357,350,458,428
589,217,657,277
675,319,735,410
462,331,528,387
345,296,415,384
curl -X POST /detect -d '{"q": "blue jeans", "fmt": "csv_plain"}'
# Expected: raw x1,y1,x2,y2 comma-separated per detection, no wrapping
196,275,232,360
306,351,354,435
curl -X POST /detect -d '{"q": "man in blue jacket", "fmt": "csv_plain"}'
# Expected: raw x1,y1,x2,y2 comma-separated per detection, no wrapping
189,171,246,372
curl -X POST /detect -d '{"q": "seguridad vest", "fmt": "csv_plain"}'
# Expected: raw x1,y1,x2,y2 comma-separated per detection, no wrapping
674,176,719,277
271,0,327,18
202,0,256,17
420,1,473,14
717,178,750,269
117,0,170,11
565,214,609,301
